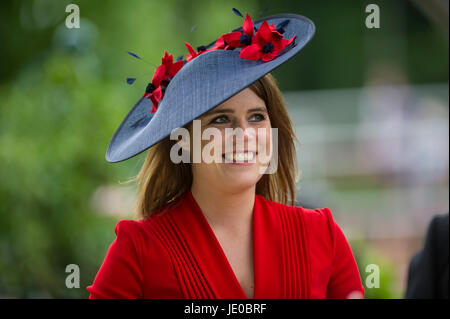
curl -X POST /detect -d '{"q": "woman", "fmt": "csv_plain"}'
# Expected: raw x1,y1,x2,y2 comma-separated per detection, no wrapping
87,11,364,299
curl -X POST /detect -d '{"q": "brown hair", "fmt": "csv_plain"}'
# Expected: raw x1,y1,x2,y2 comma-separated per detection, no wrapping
133,73,300,219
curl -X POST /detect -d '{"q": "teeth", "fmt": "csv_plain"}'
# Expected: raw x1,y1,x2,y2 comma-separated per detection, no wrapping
224,152,255,162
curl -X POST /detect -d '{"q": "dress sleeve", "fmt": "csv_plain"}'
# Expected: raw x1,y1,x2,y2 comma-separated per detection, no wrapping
321,208,365,299
87,220,144,298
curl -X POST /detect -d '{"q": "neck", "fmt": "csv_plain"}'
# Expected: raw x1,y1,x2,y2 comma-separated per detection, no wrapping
190,182,255,230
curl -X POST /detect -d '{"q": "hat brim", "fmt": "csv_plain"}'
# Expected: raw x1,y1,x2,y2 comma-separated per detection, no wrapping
106,13,315,163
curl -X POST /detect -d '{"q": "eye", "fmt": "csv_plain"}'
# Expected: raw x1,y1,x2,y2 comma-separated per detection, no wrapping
249,113,266,122
209,115,229,124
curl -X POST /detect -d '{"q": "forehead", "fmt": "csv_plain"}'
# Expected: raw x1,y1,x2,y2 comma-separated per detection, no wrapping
206,88,266,114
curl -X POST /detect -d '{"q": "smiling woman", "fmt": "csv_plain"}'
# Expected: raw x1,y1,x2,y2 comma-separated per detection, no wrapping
87,11,364,299
134,73,298,219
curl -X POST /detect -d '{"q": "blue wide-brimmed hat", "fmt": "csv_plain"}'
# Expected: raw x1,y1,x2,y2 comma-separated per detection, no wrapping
106,12,315,163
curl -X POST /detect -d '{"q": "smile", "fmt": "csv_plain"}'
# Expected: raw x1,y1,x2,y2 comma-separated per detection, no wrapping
222,151,257,164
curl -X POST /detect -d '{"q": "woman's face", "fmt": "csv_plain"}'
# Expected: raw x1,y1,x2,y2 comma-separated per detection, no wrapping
190,87,272,194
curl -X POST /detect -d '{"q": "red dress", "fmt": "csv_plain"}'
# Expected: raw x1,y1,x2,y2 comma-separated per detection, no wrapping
87,190,364,298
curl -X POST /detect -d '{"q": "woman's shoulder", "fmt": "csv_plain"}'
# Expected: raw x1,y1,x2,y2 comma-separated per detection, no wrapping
256,194,334,220
111,216,176,267
113,197,185,241
112,219,150,247
256,194,337,238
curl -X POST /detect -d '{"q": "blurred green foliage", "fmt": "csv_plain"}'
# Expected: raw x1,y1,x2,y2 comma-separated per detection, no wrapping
0,0,447,298
351,240,403,299
0,50,129,297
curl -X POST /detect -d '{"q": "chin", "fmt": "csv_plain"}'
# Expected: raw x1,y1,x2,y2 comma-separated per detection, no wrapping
221,169,262,190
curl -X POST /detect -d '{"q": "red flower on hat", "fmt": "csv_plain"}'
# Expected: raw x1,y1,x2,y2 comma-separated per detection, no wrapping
144,51,184,113
148,86,162,113
209,35,231,51
152,51,184,87
185,42,214,62
185,35,231,61
240,20,296,62
185,42,200,62
183,12,255,61
221,13,255,48
140,12,297,115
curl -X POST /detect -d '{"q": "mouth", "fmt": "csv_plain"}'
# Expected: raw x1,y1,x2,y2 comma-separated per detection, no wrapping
222,151,257,164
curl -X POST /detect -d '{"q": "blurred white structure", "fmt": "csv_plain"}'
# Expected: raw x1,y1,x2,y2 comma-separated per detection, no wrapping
285,83,449,240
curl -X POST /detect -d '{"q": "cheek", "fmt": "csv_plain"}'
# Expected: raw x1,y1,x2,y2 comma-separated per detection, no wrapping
199,127,226,162
256,123,272,150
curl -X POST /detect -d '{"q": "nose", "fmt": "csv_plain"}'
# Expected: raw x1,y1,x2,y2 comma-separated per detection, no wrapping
232,118,254,139
227,117,257,150
235,114,259,131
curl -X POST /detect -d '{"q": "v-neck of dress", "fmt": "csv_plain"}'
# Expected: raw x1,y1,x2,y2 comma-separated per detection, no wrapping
186,190,255,299
165,189,286,298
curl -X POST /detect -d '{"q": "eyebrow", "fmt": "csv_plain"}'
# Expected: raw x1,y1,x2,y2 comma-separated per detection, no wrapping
205,107,268,117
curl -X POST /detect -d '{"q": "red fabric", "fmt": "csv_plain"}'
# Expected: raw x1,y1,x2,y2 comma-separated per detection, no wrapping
240,20,295,62
185,42,200,62
222,13,255,49
87,190,364,299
